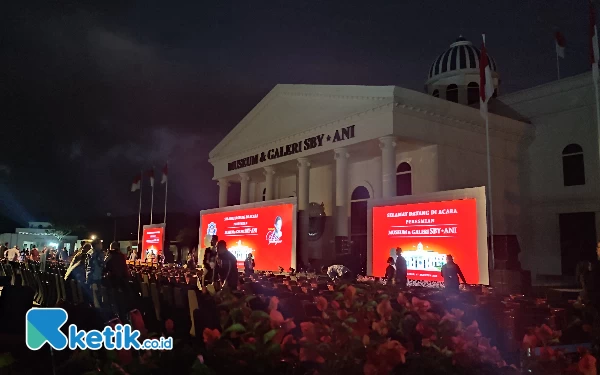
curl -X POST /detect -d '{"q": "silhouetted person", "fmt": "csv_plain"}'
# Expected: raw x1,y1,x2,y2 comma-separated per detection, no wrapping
395,247,407,288
385,257,396,283
244,253,255,275
104,241,128,288
216,240,238,289
441,255,466,291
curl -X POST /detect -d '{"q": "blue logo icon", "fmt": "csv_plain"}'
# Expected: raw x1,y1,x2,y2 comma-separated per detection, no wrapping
26,308,69,350
25,308,173,351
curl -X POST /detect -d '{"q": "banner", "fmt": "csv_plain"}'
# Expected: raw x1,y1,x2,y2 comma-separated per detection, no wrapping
200,203,294,271
142,225,165,262
372,198,478,283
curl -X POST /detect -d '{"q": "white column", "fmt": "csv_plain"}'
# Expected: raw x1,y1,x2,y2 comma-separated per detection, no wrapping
239,172,250,205
297,158,310,210
217,178,229,208
334,148,349,237
263,166,276,201
379,136,397,198
297,158,311,265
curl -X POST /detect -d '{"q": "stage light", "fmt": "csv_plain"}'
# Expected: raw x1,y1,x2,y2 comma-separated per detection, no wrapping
91,235,97,240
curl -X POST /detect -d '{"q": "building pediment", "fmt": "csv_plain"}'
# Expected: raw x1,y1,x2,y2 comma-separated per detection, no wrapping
209,84,396,161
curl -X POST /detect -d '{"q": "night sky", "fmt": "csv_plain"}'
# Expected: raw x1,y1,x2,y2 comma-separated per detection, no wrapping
0,0,594,227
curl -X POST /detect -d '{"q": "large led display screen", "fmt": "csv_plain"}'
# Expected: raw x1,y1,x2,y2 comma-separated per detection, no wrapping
372,198,479,284
142,225,165,262
200,203,295,271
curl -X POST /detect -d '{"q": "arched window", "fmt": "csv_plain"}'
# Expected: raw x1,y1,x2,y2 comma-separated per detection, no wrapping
432,89,439,98
467,82,479,105
262,188,266,201
396,162,412,196
562,144,585,186
446,84,458,103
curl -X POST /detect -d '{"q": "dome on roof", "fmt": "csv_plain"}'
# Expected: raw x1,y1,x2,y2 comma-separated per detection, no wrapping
427,36,497,81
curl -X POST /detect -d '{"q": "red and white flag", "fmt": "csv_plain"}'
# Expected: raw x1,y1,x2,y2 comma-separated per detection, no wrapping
479,34,495,119
591,0,599,81
161,163,168,184
146,168,155,187
555,31,566,58
131,174,141,192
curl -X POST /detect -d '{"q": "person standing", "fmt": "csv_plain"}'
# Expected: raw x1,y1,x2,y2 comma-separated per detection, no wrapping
395,247,408,288
385,257,396,284
104,241,128,288
216,240,238,289
85,239,104,286
244,253,255,275
30,245,40,262
0,242,7,258
441,255,467,292
39,247,48,272
5,245,20,262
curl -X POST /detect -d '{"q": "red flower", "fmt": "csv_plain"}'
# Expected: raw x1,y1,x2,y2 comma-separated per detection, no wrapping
203,328,220,346
268,296,279,312
464,321,482,341
164,319,174,334
300,322,318,343
331,300,340,310
315,296,328,312
281,334,297,354
320,335,332,343
376,299,393,321
522,332,538,349
344,285,357,308
337,309,349,320
364,340,407,374
299,347,325,363
270,309,285,328
450,308,464,319
415,321,436,340
579,353,597,375
396,292,409,306
372,320,388,336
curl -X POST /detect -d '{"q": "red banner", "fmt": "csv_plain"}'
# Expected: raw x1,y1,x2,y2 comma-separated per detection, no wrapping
142,227,164,261
200,203,294,271
372,199,478,283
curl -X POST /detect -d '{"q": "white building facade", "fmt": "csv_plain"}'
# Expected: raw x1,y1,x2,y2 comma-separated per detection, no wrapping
0,222,79,252
208,37,600,283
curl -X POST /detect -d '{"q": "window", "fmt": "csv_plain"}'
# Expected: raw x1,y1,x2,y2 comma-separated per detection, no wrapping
432,89,439,98
562,144,585,186
467,82,479,105
446,84,458,103
262,188,266,201
396,162,412,196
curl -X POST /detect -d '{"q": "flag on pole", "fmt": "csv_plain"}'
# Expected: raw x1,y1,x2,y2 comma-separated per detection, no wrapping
131,174,141,192
146,168,155,187
161,163,168,184
555,31,566,58
479,34,495,119
591,0,600,81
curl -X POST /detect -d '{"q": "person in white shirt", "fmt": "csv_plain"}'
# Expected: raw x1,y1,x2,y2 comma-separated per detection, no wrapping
5,246,20,262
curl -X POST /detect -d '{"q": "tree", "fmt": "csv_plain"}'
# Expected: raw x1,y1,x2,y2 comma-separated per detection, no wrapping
175,227,198,249
45,223,86,245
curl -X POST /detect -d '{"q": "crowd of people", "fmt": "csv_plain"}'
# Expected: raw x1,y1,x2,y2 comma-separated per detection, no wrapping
0,242,70,264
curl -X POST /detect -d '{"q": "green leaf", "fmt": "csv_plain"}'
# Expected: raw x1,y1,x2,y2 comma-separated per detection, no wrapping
378,294,389,300
240,343,257,352
333,292,344,301
224,323,247,334
263,329,278,343
0,353,15,368
265,341,281,356
344,317,357,324
250,310,270,320
229,307,243,324
365,300,377,307
244,295,256,303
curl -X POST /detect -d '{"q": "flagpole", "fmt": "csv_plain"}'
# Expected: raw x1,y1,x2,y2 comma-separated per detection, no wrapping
163,162,168,226
485,113,495,271
137,171,143,254
150,180,155,224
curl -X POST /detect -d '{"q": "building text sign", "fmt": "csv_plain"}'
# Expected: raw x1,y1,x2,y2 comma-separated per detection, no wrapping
228,125,356,171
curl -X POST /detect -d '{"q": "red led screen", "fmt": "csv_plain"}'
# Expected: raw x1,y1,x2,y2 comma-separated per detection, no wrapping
372,199,478,283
